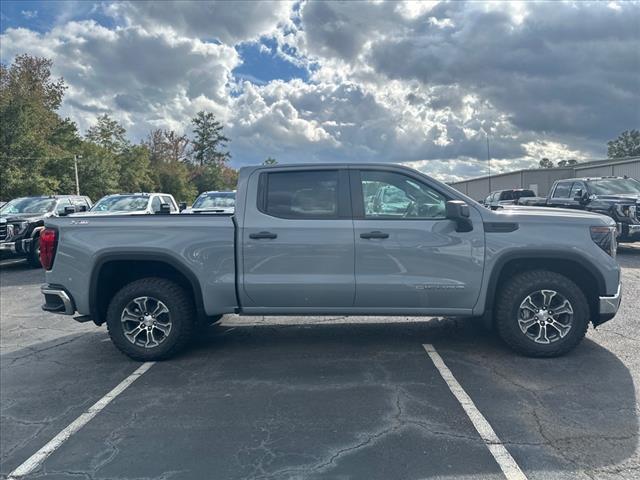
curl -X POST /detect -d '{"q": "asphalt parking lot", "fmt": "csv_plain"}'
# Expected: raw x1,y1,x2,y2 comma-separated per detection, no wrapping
1,246,639,480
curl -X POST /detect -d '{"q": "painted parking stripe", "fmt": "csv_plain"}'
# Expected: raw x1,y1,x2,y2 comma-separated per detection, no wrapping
8,362,155,479
422,344,528,480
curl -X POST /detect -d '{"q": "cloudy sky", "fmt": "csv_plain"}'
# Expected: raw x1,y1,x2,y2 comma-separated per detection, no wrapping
1,1,638,181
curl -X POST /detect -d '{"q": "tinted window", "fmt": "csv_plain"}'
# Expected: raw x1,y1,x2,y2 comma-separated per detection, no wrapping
0,197,55,214
500,191,514,201
552,182,572,198
515,190,535,199
589,178,640,195
569,182,585,199
192,192,235,209
264,171,338,219
361,170,446,219
93,195,149,212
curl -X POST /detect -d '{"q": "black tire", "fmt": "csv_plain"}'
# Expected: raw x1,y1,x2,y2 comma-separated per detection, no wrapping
27,237,41,268
106,277,195,361
495,270,589,357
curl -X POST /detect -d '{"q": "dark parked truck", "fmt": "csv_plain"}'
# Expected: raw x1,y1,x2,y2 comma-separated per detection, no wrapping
518,177,640,242
0,195,91,266
40,164,622,360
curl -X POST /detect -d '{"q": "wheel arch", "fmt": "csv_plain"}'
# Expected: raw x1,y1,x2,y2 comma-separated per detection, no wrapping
484,251,605,325
89,252,205,326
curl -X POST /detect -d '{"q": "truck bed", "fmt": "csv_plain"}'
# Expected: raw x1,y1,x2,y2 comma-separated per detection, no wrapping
46,213,237,316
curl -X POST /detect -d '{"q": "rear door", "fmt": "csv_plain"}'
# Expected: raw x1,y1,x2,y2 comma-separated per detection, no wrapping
351,168,484,312
241,168,355,308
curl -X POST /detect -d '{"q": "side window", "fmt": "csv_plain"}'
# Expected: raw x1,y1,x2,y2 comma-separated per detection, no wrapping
55,198,71,214
360,170,446,219
151,196,162,213
72,197,89,211
552,182,572,198
500,191,514,201
262,170,339,219
161,195,176,212
569,182,584,199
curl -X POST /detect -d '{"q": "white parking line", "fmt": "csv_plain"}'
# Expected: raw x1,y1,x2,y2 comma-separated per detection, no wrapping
422,344,528,480
8,362,155,479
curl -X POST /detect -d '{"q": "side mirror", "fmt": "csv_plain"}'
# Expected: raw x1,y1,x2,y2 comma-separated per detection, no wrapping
178,202,187,212
77,205,88,212
61,205,76,216
158,203,172,214
446,200,473,232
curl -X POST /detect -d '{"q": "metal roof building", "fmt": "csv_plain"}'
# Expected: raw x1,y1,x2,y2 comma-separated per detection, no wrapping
449,156,640,200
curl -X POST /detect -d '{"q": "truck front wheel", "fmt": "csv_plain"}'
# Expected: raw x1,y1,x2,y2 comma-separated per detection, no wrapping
495,270,589,357
106,278,195,361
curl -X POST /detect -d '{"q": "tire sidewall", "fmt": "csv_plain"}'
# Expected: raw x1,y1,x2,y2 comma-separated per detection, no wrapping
497,273,589,356
106,279,191,361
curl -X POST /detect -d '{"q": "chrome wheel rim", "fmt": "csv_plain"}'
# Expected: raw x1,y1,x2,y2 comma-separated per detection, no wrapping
121,296,172,349
518,289,573,344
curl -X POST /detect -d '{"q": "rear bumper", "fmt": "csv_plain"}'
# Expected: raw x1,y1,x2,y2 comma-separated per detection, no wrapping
596,282,622,326
41,284,75,315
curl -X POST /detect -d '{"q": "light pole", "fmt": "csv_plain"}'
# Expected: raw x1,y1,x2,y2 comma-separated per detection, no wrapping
486,132,492,194
74,155,82,195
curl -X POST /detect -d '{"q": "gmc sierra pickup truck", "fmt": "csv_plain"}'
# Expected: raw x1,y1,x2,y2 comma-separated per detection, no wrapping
518,176,640,242
40,164,622,360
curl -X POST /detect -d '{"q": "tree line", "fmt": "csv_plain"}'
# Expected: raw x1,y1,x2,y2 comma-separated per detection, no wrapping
1,54,238,203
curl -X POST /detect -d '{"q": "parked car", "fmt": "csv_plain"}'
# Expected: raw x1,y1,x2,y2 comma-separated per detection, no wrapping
85,193,179,215
0,195,91,266
517,176,640,242
40,163,621,361
182,191,235,214
483,189,536,209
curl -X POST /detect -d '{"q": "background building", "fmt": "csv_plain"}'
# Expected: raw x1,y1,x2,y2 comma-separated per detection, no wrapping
449,156,640,201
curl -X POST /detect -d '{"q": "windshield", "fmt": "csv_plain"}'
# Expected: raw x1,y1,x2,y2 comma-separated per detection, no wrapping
0,197,56,215
192,192,235,209
92,195,149,212
589,178,640,195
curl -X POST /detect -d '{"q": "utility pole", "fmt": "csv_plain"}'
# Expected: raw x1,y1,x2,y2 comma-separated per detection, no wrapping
486,132,492,193
74,155,82,195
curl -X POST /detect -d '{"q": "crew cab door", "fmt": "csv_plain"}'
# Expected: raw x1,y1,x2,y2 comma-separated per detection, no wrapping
241,168,355,309
351,168,484,312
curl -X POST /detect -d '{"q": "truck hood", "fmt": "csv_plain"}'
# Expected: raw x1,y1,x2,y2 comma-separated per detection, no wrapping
0,212,49,222
591,194,639,204
492,205,614,224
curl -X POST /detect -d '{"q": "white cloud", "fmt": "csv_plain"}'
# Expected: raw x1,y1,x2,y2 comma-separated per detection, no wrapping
1,0,637,182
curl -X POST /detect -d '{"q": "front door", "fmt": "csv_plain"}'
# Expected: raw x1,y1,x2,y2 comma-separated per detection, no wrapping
242,168,355,309
352,168,484,312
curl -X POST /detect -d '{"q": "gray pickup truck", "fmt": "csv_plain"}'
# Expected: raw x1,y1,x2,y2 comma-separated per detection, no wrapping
40,164,622,360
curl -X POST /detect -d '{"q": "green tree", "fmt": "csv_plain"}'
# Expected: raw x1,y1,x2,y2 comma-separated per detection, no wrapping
145,129,195,201
118,144,157,193
263,156,278,165
191,111,230,166
539,157,554,169
607,130,640,158
0,54,80,199
86,114,130,154
75,142,119,200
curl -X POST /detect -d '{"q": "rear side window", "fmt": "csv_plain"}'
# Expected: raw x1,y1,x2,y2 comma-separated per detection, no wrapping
261,170,339,219
552,182,572,198
500,191,514,201
161,195,177,212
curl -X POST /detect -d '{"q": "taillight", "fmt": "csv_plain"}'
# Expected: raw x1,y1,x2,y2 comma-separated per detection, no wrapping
40,228,58,270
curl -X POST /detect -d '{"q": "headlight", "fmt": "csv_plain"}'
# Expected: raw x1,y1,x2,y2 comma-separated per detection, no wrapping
11,221,28,235
590,226,617,258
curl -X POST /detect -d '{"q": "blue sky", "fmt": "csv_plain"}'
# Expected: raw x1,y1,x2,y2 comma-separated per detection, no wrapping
1,1,638,181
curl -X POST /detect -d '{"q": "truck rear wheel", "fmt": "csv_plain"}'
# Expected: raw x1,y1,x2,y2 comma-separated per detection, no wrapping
106,278,195,361
27,237,41,268
495,270,589,357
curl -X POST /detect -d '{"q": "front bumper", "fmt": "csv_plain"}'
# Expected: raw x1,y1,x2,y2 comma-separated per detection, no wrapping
0,242,16,252
596,282,622,326
41,285,75,315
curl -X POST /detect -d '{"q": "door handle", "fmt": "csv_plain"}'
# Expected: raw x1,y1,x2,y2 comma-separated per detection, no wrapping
249,231,278,239
360,231,389,239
